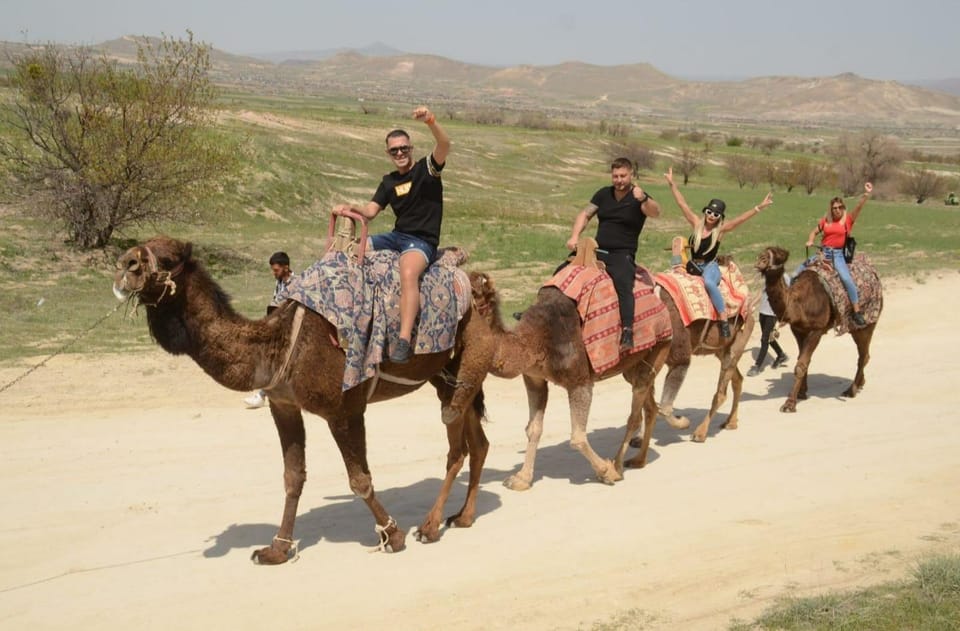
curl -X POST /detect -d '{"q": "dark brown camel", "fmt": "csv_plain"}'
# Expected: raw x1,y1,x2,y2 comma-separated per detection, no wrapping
113,236,494,562
653,280,758,443
754,246,881,412
472,273,671,490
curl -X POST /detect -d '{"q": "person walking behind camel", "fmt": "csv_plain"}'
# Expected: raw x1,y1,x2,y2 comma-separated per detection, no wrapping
332,106,450,363
244,251,294,409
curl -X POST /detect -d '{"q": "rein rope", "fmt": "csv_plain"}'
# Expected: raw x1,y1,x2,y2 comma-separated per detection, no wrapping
0,300,126,394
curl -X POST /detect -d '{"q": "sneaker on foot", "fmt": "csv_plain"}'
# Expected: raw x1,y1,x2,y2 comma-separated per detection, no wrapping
747,365,762,377
718,321,731,338
619,328,634,353
772,354,789,369
852,311,866,327
389,338,413,363
244,391,266,409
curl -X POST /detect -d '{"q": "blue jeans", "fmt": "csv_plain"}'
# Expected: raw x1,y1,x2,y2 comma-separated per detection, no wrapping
794,247,858,304
369,231,437,265
701,260,726,315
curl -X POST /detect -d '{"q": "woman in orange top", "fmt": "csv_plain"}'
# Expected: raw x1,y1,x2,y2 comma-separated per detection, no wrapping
796,181,873,326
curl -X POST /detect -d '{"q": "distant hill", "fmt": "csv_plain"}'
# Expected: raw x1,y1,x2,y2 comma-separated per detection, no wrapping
3,36,960,129
247,42,403,63
902,77,960,97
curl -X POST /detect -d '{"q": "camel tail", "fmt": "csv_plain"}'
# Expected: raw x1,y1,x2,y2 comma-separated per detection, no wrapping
472,387,487,422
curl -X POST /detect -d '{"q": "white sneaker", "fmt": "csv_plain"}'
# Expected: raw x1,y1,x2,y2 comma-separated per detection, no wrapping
244,392,266,409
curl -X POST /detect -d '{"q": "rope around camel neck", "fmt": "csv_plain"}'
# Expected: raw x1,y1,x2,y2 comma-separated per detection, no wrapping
0,300,125,395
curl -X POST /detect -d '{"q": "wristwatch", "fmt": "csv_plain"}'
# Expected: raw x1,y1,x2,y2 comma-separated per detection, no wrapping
638,191,651,205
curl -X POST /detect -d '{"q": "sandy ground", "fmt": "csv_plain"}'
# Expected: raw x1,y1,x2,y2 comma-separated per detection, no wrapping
1,272,959,630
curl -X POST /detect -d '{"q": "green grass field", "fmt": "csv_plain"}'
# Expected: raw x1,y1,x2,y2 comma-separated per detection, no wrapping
1,92,959,362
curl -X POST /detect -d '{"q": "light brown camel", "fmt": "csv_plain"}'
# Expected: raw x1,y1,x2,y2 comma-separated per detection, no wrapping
112,236,495,563
652,275,758,443
471,273,671,490
754,246,881,412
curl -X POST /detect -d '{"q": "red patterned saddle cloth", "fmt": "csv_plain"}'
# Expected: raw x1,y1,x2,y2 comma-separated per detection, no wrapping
544,265,672,374
654,260,750,327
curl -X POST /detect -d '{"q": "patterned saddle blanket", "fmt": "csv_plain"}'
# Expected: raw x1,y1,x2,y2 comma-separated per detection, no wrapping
280,248,471,390
544,264,672,374
654,260,751,327
803,253,883,334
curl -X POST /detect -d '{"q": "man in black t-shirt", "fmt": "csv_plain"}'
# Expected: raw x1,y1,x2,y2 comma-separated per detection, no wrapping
332,106,450,363
565,157,661,353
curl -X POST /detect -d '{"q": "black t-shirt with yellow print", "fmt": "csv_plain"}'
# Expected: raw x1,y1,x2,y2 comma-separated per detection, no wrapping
372,154,445,247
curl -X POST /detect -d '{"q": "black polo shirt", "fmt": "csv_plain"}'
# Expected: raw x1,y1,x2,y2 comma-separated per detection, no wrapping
590,186,648,257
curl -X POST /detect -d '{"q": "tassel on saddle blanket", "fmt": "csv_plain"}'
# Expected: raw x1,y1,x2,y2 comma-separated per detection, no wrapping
803,254,883,335
654,260,751,327
544,264,672,374
280,247,471,390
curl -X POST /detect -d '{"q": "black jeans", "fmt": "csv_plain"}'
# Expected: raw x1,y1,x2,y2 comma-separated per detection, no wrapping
555,250,637,331
597,250,637,331
756,313,785,366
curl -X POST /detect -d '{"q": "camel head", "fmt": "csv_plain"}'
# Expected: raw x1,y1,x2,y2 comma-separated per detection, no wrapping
469,271,506,331
755,246,789,279
114,236,194,306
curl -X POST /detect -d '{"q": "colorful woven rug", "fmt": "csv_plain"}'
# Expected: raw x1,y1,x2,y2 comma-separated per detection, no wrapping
544,265,672,374
654,261,751,327
803,253,883,334
280,248,471,390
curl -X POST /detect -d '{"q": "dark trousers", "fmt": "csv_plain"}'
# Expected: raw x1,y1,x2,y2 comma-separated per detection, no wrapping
555,250,637,330
598,250,637,331
755,313,785,366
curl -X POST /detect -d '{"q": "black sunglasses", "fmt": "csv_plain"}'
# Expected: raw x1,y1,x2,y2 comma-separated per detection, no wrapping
387,145,412,156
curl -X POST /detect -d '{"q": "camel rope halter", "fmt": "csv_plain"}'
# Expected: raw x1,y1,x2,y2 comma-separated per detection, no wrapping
135,245,186,306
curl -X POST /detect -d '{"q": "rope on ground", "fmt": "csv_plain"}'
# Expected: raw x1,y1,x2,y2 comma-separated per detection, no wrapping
0,300,126,395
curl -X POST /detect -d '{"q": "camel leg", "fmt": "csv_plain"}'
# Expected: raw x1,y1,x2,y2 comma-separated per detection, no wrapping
783,330,824,413
252,402,306,565
327,410,406,553
720,315,753,432
615,345,669,474
504,375,548,491
659,363,693,430
567,383,621,484
446,393,490,529
692,351,733,443
416,379,468,542
844,324,875,397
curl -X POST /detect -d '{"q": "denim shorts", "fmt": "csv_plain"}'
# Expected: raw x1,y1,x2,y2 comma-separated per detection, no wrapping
369,231,437,265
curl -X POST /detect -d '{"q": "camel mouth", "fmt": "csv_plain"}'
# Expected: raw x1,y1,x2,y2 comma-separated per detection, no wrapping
113,283,131,301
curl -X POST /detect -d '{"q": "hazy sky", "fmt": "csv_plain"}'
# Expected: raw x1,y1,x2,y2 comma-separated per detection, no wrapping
2,0,958,80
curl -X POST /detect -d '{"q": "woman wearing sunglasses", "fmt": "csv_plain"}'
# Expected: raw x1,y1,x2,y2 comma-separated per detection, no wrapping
665,167,773,337
332,106,450,363
795,181,873,326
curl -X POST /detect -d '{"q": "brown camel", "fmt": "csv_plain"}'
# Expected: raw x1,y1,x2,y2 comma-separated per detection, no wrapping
653,280,758,443
754,246,881,412
112,236,495,562
472,273,671,490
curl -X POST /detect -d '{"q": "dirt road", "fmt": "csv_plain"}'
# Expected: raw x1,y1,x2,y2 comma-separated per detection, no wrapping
1,273,958,630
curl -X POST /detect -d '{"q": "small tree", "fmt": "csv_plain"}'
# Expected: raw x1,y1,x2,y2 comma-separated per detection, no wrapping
792,158,831,195
608,139,656,173
724,154,757,189
830,130,902,196
675,147,704,185
0,33,241,248
900,166,946,204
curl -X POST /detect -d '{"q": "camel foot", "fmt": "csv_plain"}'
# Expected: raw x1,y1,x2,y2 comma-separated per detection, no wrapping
721,417,739,430
798,392,808,400
623,455,647,469
780,401,797,413
665,414,691,430
414,519,441,543
691,431,707,443
503,474,532,491
375,523,407,553
250,541,295,565
597,460,622,485
445,512,475,529
842,385,859,398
